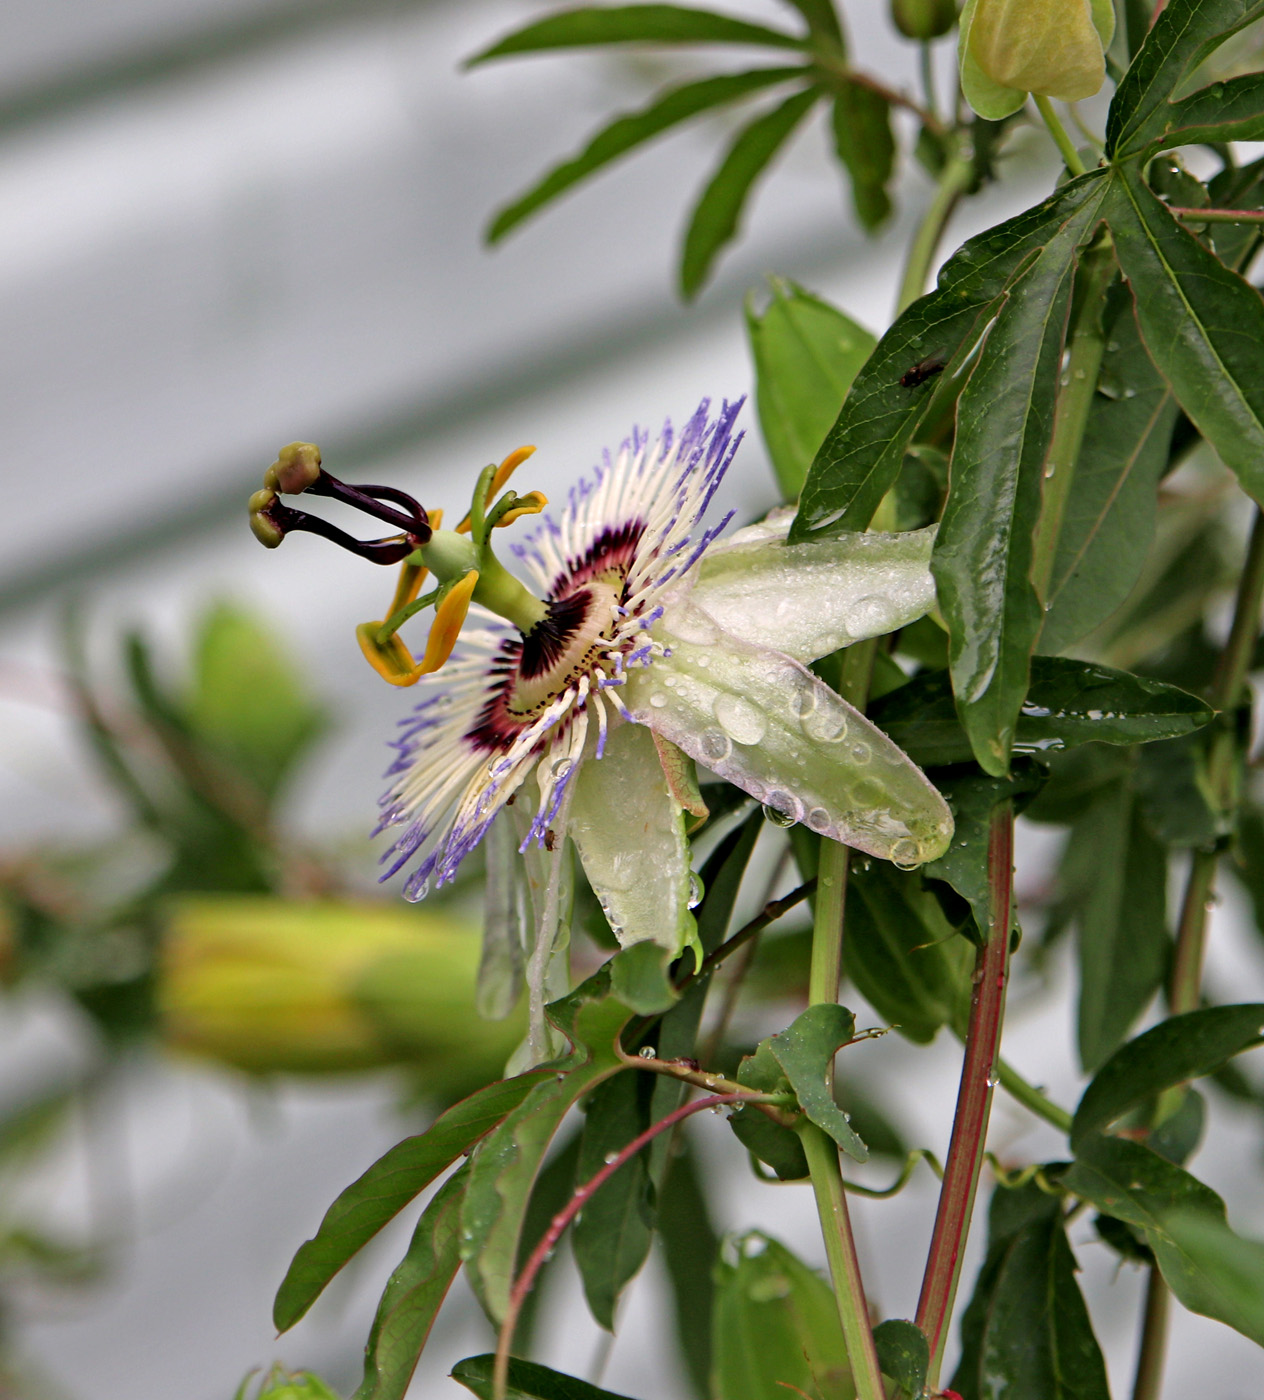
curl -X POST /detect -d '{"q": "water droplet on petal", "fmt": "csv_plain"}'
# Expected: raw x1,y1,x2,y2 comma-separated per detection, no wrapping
789,683,817,720
891,839,921,869
649,692,668,709
687,872,703,909
803,707,849,743
699,728,732,763
850,742,872,766
807,807,832,833
713,693,766,745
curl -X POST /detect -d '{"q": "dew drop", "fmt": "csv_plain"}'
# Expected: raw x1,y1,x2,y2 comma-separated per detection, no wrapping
803,707,849,743
762,800,798,829
687,872,703,909
638,1045,656,1059
986,1072,1000,1089
789,683,817,720
807,807,833,833
713,693,766,745
604,1151,620,1165
891,839,921,870
669,606,719,645
552,757,574,779
850,777,885,806
699,728,733,763
846,594,897,637
649,692,668,709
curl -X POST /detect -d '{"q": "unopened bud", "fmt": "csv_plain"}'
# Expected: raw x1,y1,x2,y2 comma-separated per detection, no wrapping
248,488,285,548
891,0,956,41
264,441,322,495
959,0,1113,118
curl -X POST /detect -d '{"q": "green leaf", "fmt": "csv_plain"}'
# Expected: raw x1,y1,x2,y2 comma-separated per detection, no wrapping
188,602,326,799
873,1319,929,1398
487,67,804,242
791,171,1110,541
843,861,972,1043
452,1355,638,1400
273,1071,551,1331
830,82,895,230
656,1139,719,1399
511,1133,581,1355
572,1070,656,1330
730,1041,810,1179
1072,1004,1264,1146
1068,782,1170,1071
352,1166,466,1400
1107,165,1264,507
468,5,806,64
934,195,1104,776
1106,0,1264,158
680,87,818,298
1038,290,1179,654
746,278,877,499
460,973,634,1322
1164,1211,1264,1346
1133,729,1224,847
921,762,1047,942
1063,1134,1264,1345
769,1003,868,1161
711,1232,851,1400
868,656,1213,770
782,0,843,39
952,1181,1110,1400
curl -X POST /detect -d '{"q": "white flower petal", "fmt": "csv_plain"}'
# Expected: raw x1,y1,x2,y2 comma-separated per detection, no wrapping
568,720,697,958
624,612,953,865
681,523,937,663
477,810,525,1020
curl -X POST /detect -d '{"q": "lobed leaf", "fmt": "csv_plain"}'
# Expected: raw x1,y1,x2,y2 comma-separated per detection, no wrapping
769,1003,868,1161
352,1166,467,1400
273,1071,551,1332
468,5,806,65
1107,165,1264,507
487,67,805,242
1072,1004,1264,1145
791,170,1110,541
680,87,819,298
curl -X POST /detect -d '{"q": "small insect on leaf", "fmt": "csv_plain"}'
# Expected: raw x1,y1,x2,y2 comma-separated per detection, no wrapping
900,357,946,388
544,828,557,852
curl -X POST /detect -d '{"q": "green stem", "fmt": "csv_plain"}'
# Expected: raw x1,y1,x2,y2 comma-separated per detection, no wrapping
801,633,883,1400
1033,94,1088,176
916,800,1015,1387
895,147,973,315
997,1057,1073,1135
1032,235,1116,602
1131,1268,1170,1400
1170,205,1264,224
919,39,938,120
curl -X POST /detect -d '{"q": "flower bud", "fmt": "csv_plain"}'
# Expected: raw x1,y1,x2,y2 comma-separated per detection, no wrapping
959,0,1114,119
891,0,957,41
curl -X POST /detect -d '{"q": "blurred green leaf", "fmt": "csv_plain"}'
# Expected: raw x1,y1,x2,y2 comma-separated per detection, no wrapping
657,1138,720,1398
869,657,1213,769
746,278,876,499
830,82,895,230
680,88,818,298
769,1003,867,1160
1133,729,1225,848
1106,0,1264,158
468,5,806,64
732,1040,810,1178
188,602,325,800
353,1166,467,1400
250,1369,343,1400
453,1355,637,1400
488,68,805,242
873,1318,929,1398
1072,1004,1264,1145
1107,166,1264,507
1164,1210,1264,1345
1150,1087,1206,1165
952,1181,1110,1400
274,1070,552,1331
933,194,1103,775
511,1132,580,1355
791,172,1109,540
1069,783,1170,1071
711,1232,852,1400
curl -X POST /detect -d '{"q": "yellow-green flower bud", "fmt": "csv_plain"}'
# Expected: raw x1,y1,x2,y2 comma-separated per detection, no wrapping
959,0,1114,119
891,0,957,41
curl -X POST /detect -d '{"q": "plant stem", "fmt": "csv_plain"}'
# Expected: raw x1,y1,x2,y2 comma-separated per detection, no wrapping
996,1057,1073,1135
919,40,938,121
492,1092,752,1400
1031,235,1116,602
916,799,1014,1387
1033,94,1088,176
1131,1267,1170,1400
1170,205,1264,223
895,146,974,316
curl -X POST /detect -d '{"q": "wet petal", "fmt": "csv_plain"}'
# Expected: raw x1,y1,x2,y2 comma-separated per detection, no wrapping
681,523,937,663
568,721,697,958
625,612,953,865
477,809,525,1021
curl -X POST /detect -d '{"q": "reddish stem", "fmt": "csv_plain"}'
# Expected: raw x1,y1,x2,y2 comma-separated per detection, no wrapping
915,801,1014,1385
492,1091,751,1400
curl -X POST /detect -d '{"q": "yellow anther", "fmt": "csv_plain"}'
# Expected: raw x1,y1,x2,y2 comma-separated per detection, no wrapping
248,488,284,548
417,570,479,676
457,446,536,534
265,442,322,495
493,491,549,528
356,625,424,687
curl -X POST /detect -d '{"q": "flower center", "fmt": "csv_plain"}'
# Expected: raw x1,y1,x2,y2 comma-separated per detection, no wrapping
509,580,622,718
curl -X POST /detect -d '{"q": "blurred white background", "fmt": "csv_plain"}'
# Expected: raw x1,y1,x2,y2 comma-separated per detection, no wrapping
1,2,1262,1397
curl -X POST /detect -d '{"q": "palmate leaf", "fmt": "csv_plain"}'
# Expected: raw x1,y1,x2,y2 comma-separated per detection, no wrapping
1107,0,1264,159
352,1166,467,1400
933,187,1107,775
679,87,819,298
467,5,806,65
273,1070,552,1332
790,171,1110,541
486,67,806,242
1108,166,1264,507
